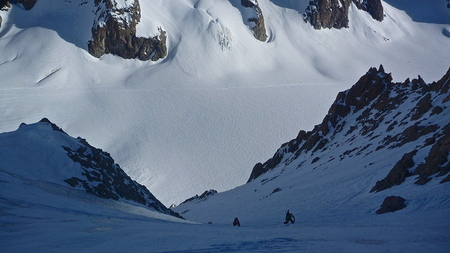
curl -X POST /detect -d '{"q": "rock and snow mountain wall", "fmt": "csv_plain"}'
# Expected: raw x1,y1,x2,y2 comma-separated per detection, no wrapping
0,118,182,219
249,66,450,187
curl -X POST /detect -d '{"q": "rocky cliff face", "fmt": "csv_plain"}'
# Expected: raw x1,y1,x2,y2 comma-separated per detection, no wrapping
88,0,167,61
304,0,351,29
240,0,267,42
304,0,383,29
248,66,450,194
352,0,383,21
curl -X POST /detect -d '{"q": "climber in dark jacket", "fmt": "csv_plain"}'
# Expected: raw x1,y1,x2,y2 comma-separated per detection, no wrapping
284,210,295,224
233,217,241,226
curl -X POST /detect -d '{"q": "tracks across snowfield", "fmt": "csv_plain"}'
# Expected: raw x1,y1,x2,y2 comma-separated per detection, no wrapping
2,198,448,253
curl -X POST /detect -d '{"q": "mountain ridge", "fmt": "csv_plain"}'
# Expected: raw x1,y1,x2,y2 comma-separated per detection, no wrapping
0,118,182,219
248,65,450,188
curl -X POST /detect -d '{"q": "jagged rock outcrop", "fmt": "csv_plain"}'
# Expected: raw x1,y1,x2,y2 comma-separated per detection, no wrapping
240,0,267,42
414,125,450,185
304,0,383,29
247,66,450,192
304,0,351,29
33,118,182,219
88,0,167,61
370,151,415,192
376,196,406,214
352,0,383,21
371,68,450,190
180,189,218,205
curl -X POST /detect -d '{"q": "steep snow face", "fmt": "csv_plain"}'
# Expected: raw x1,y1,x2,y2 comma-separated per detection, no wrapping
0,0,96,49
0,120,85,183
0,0,449,205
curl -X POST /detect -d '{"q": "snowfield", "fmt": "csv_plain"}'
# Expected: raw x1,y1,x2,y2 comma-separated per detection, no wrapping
1,194,448,253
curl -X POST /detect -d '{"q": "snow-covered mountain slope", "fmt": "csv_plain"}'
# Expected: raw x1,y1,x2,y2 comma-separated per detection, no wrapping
173,67,450,251
0,118,181,218
1,102,448,252
0,0,449,205
3,162,447,253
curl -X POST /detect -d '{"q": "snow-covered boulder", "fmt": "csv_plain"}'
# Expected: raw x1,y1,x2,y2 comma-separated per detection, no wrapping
376,196,406,214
